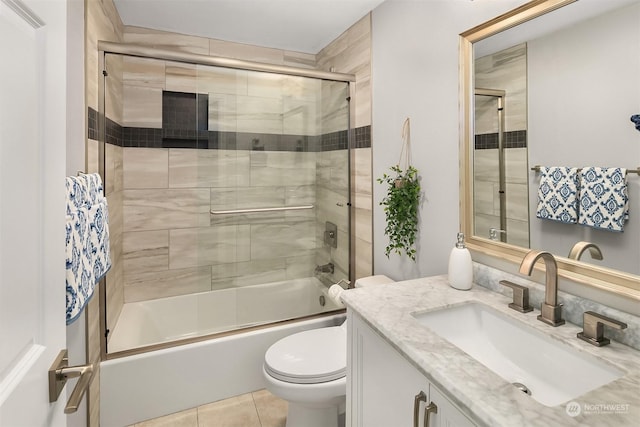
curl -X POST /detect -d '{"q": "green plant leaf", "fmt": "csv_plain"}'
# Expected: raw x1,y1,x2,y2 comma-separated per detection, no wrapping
378,165,421,261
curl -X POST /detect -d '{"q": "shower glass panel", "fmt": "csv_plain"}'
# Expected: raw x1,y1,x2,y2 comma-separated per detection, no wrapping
102,53,350,354
473,92,530,248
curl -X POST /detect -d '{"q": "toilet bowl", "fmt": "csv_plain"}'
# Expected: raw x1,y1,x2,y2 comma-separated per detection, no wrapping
263,275,394,427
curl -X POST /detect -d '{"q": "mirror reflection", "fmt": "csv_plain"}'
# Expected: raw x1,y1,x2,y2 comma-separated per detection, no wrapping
471,0,640,276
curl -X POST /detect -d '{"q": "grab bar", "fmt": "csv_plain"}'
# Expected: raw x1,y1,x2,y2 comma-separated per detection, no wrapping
531,165,640,175
210,205,314,215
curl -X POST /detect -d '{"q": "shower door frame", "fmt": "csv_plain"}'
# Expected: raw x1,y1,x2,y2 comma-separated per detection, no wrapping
474,88,507,242
97,42,356,359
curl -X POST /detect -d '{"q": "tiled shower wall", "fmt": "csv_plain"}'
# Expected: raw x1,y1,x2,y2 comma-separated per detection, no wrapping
85,1,372,422
112,57,350,302
473,43,529,248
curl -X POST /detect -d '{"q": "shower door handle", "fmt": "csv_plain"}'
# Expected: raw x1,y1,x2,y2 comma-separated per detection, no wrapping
48,349,94,414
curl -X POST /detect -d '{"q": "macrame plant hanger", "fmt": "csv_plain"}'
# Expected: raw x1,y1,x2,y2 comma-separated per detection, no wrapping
396,117,412,186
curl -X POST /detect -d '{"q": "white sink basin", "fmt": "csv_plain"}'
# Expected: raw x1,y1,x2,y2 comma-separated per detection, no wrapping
412,302,623,407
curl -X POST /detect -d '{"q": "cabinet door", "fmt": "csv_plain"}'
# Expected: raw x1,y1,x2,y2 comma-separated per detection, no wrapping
426,385,476,427
349,312,428,427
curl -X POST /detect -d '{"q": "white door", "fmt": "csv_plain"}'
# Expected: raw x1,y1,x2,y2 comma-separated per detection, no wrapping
0,0,69,426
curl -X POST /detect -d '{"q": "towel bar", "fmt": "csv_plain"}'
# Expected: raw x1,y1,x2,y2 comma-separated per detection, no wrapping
210,205,314,215
531,165,640,175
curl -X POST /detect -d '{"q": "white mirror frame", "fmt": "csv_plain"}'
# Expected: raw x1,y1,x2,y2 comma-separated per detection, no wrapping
459,0,640,301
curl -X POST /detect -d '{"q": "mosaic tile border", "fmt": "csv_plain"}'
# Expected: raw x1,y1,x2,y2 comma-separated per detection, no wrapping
88,107,371,151
474,130,527,150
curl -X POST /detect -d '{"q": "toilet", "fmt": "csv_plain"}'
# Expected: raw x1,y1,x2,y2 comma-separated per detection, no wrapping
262,275,394,427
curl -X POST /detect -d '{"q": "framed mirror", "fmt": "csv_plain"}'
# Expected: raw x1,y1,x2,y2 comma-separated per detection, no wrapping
459,0,640,299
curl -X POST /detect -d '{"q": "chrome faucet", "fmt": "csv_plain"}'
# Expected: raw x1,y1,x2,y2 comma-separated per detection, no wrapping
568,241,603,261
519,250,565,327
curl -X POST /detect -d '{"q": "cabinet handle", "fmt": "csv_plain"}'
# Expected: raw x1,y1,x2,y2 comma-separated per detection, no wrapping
413,391,427,427
424,402,438,427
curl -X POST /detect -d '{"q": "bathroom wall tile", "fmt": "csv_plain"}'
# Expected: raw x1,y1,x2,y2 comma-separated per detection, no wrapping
473,148,500,182
169,225,251,269
208,93,238,132
355,193,373,244
197,65,248,96
105,54,124,125
124,266,211,303
86,284,102,366
236,95,283,134
331,228,350,274
475,43,527,132
506,182,530,222
169,149,250,188
165,61,198,93
197,393,261,427
123,188,210,231
252,389,288,427
474,213,499,240
247,72,285,100
473,180,498,217
87,139,99,174
123,148,169,189
123,84,163,128
285,185,316,206
283,98,318,136
505,147,528,185
86,0,124,110
354,238,373,280
283,50,317,69
285,254,316,280
506,218,530,248
124,26,209,55
106,264,123,347
251,221,316,260
123,230,169,275
353,148,372,195
315,187,349,232
209,38,284,65
250,151,316,187
355,75,372,128
123,56,165,89
134,407,198,427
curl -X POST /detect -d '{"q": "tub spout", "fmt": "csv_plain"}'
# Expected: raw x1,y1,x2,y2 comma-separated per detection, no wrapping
315,262,334,274
519,250,565,327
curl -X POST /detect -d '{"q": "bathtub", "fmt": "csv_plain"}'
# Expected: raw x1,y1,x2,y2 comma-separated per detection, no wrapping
101,277,345,426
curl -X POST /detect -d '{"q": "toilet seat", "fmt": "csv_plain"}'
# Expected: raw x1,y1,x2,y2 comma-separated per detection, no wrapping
264,326,346,384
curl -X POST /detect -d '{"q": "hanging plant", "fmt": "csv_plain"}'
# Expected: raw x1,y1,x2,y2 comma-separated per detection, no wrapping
377,118,421,261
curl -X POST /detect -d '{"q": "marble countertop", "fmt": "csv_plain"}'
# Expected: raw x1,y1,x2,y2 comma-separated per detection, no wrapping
341,275,640,427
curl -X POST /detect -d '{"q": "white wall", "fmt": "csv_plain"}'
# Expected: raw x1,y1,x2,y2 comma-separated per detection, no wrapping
527,2,640,274
371,0,525,280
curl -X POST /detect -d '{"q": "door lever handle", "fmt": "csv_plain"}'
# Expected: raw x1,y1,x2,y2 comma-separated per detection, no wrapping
48,349,94,414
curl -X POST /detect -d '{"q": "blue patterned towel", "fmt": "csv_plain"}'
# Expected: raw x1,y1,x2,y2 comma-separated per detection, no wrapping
536,167,579,223
65,174,111,324
578,167,629,232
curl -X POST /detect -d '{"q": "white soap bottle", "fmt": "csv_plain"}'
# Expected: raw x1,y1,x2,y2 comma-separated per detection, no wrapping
448,232,473,290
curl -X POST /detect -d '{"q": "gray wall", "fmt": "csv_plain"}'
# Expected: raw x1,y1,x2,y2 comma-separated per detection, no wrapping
527,2,640,275
371,0,524,280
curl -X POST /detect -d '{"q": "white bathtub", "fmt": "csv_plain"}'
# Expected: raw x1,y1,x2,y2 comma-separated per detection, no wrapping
101,277,345,426
108,277,342,352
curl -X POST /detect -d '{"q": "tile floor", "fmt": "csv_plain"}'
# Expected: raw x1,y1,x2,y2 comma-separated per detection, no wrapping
130,389,287,427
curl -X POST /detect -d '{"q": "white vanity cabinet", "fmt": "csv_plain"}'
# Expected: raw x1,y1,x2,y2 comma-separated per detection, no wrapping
347,311,476,427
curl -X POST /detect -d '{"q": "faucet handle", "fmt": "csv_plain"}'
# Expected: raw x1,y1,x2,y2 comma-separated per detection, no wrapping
499,280,533,313
577,311,627,347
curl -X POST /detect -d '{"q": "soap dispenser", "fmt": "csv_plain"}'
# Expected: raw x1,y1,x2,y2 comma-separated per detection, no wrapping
448,232,473,290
